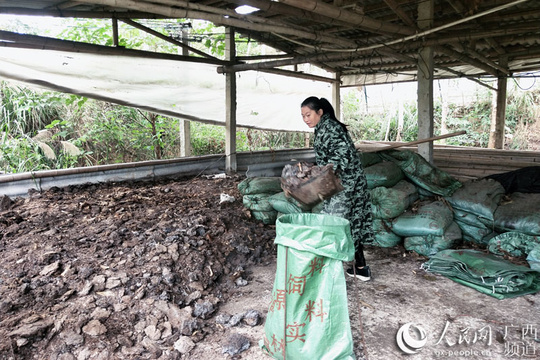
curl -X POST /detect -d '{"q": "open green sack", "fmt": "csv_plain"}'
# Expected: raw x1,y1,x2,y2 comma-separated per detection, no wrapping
260,213,355,360
379,149,462,197
421,249,540,299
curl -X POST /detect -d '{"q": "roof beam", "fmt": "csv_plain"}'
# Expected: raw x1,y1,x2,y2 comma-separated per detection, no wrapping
434,45,499,76
382,0,416,27
450,43,509,74
0,30,227,66
224,0,356,28
277,0,415,36
0,7,164,19
81,0,358,48
120,18,218,60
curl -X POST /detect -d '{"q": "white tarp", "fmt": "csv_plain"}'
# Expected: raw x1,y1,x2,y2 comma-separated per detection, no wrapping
0,47,332,132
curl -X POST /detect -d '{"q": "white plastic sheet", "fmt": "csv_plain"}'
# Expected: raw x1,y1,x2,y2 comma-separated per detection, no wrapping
0,47,331,132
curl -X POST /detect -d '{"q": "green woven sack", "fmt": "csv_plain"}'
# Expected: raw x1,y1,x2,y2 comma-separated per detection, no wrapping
261,213,355,360
250,210,278,225
372,218,402,248
527,244,540,271
268,192,308,214
445,179,505,221
237,177,283,195
364,161,404,189
404,221,462,257
455,220,497,246
370,180,418,219
494,192,540,235
379,149,462,197
242,193,274,211
392,201,454,237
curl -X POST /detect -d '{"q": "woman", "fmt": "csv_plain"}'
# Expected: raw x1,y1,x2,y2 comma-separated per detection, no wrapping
301,96,374,281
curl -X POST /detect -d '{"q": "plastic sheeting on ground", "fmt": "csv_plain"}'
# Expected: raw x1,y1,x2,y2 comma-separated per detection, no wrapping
261,213,355,359
421,249,540,299
488,232,540,258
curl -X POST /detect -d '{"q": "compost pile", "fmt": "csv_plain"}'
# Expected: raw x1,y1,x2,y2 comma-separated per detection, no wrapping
0,175,276,359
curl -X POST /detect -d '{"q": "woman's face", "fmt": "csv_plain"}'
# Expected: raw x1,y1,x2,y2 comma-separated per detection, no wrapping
301,106,323,128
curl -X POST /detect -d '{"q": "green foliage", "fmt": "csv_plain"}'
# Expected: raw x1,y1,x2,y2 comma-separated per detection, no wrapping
1,81,63,134
190,122,226,155
4,17,540,174
343,88,418,144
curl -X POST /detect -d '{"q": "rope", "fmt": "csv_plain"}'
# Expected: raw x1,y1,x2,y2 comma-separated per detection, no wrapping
283,247,288,360
353,263,369,360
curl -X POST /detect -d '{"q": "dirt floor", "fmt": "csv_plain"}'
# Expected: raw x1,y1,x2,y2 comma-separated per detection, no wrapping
0,175,538,360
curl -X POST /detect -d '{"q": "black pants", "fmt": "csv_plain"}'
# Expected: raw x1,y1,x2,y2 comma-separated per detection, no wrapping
355,243,366,267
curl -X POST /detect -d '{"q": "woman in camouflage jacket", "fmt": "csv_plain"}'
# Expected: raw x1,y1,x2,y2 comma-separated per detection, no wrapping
301,96,374,281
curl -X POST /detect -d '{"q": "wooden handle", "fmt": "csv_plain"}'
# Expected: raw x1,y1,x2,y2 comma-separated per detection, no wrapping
356,130,467,152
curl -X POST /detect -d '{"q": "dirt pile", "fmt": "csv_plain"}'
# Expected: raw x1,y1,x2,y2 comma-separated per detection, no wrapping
0,175,276,359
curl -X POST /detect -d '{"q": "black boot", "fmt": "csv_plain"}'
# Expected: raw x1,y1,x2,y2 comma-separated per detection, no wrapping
346,246,371,281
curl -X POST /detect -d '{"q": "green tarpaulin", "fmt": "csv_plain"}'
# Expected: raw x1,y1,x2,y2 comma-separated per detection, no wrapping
421,249,540,299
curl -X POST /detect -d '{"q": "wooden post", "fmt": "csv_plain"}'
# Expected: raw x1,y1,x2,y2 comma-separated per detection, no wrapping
489,56,508,149
332,71,341,120
112,18,119,47
417,0,434,163
225,27,237,173
179,29,192,157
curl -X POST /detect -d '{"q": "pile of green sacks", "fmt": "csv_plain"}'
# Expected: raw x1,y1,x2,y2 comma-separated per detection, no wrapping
238,177,283,225
364,150,464,256
238,176,324,225
238,151,540,272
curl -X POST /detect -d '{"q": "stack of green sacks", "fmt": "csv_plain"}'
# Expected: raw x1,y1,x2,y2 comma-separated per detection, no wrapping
366,150,464,255
238,177,283,225
421,249,540,299
238,176,324,225
444,178,505,245
369,179,418,247
267,191,325,216
378,149,462,197
392,200,462,257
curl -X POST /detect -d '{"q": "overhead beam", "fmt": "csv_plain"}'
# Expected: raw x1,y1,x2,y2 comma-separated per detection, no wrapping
81,0,359,48
382,0,416,27
0,7,165,19
450,43,508,74
277,0,415,36
435,45,499,76
0,30,227,66
121,18,218,60
224,0,357,28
